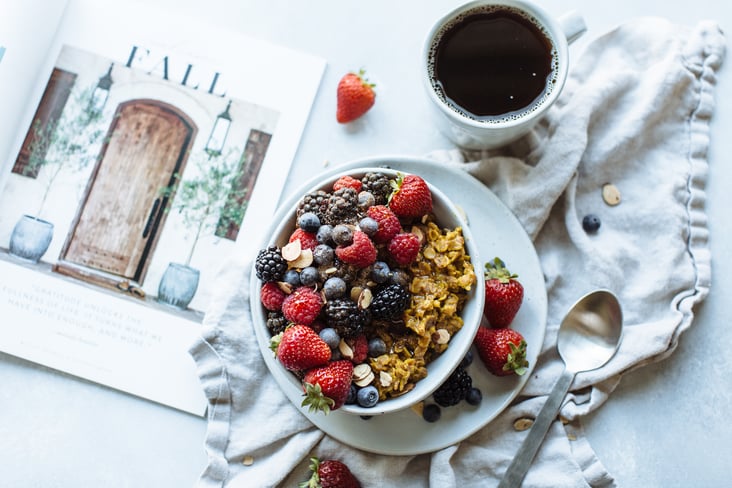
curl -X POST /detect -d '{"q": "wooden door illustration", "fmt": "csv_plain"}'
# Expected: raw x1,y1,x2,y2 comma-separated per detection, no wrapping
61,100,196,283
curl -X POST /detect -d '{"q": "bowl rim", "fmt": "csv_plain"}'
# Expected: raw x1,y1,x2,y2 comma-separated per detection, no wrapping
250,165,485,416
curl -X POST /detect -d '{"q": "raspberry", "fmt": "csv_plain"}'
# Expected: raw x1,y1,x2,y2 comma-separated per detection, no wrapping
289,228,318,251
366,205,401,244
333,175,363,193
388,232,421,266
335,230,377,268
260,282,286,311
347,334,369,364
281,287,323,325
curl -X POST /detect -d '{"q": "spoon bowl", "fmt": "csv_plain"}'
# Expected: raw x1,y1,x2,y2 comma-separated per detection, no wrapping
498,289,623,488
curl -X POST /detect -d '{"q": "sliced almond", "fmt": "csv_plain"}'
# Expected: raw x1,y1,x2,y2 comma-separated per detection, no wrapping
354,370,375,387
434,329,450,345
602,183,621,206
281,240,301,261
358,288,373,309
352,363,372,382
410,402,424,417
350,286,363,302
339,339,354,360
379,371,393,388
513,418,534,431
290,248,313,268
277,281,293,294
411,225,425,244
242,455,254,466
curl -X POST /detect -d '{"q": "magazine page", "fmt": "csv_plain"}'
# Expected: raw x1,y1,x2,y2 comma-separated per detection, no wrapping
0,0,325,416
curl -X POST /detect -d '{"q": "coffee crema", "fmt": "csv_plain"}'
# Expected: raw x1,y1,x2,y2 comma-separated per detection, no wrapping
428,6,558,123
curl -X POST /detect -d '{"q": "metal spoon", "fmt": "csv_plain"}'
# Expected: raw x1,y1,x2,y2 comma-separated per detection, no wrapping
498,289,623,488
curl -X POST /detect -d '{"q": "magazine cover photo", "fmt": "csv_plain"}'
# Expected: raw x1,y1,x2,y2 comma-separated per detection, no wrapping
0,44,279,318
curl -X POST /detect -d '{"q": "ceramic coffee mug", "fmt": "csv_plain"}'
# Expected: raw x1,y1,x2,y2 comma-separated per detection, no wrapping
423,0,586,149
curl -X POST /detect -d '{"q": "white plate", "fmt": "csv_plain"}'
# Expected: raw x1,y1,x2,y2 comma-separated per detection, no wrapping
251,155,547,455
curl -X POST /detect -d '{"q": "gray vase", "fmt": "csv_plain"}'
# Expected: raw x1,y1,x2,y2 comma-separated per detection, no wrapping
157,262,200,310
9,214,54,263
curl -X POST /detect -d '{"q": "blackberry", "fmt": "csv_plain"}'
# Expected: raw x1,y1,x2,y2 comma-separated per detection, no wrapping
318,257,358,284
297,190,330,221
324,187,360,225
361,172,392,205
324,298,369,337
266,311,288,335
433,367,472,407
370,283,411,320
255,246,287,282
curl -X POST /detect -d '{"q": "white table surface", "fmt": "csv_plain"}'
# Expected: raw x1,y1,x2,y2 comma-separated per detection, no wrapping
2,1,730,486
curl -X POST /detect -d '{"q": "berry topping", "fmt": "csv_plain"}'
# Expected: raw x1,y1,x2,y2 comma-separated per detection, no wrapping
333,175,363,193
323,276,347,299
324,298,368,338
281,287,323,326
298,212,321,233
388,173,433,220
260,282,286,311
335,230,377,268
289,228,319,251
387,232,421,266
255,246,287,282
366,205,401,244
325,187,360,225
361,172,392,205
274,324,331,371
370,283,411,320
357,385,379,408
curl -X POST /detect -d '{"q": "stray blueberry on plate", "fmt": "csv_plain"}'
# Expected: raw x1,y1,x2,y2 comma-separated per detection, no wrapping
582,214,601,233
460,350,474,369
357,385,379,408
345,384,358,404
423,404,441,423
466,387,482,406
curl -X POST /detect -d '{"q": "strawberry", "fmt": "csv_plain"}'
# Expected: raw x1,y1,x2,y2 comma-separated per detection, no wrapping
333,175,363,193
387,232,421,266
483,257,524,327
473,326,529,377
290,228,319,251
282,287,323,325
388,173,432,220
302,360,354,413
274,324,331,371
336,69,375,123
300,457,361,488
335,230,377,268
366,205,401,244
260,282,286,311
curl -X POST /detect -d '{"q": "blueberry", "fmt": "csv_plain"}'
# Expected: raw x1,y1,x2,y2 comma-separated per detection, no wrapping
332,224,353,245
283,269,300,287
390,269,411,287
357,385,379,408
460,350,474,369
371,261,391,284
298,212,321,233
466,387,482,406
582,214,601,233
312,244,334,266
299,266,319,286
323,277,347,299
357,191,375,209
422,404,441,423
345,384,358,404
368,337,387,357
316,224,334,244
358,217,379,236
359,415,373,421
319,327,341,349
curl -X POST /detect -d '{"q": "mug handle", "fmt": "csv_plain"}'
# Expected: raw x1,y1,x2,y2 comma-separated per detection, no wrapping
558,10,587,44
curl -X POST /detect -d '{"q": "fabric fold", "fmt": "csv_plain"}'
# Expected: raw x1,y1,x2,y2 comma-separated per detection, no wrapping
189,18,725,487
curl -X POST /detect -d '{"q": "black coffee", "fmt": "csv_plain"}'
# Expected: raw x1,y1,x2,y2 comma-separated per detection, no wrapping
430,7,556,122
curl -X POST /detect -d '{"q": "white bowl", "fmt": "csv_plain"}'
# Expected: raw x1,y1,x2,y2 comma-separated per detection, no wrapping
250,166,484,416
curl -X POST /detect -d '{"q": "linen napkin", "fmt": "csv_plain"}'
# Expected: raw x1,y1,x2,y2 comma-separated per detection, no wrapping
189,17,725,487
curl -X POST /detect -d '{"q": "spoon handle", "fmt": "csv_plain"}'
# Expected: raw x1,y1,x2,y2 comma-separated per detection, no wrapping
497,368,575,488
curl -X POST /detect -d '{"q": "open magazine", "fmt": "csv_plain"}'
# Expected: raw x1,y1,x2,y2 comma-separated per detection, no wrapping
0,0,325,415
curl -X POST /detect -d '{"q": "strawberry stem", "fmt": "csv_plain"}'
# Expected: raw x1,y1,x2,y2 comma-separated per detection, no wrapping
485,256,518,283
503,339,529,375
301,382,335,414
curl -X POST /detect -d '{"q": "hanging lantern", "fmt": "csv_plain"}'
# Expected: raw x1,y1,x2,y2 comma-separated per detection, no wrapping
205,100,232,157
88,63,113,115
